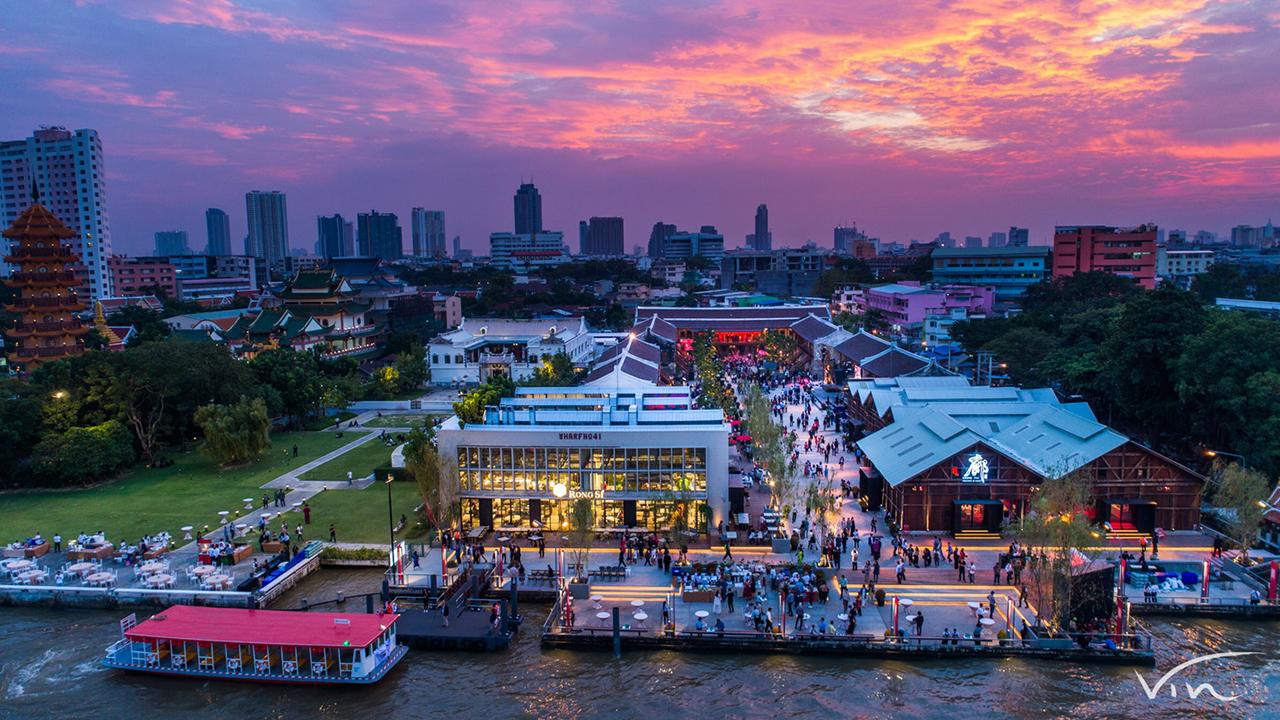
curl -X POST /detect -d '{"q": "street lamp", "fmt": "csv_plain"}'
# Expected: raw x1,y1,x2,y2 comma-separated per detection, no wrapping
1204,449,1248,469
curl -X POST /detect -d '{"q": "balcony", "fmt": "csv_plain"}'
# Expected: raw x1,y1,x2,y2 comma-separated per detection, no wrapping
5,247,77,261
8,271,80,285
6,296,84,310
9,320,88,336
8,345,85,359
476,351,516,365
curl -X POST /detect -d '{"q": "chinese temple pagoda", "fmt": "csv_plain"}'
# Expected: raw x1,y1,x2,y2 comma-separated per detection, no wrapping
2,201,88,369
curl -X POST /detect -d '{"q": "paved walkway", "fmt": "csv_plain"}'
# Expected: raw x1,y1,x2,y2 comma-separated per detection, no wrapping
262,431,381,490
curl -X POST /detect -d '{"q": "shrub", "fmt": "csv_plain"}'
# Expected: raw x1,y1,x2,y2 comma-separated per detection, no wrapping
30,420,135,486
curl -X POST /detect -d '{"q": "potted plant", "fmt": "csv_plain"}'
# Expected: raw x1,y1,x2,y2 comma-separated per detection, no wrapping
996,629,1010,645
875,588,886,606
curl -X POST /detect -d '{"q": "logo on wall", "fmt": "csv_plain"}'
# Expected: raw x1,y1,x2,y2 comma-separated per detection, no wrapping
559,432,602,441
961,452,990,483
569,489,604,500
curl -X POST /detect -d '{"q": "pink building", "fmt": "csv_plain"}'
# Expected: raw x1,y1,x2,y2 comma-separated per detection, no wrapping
861,281,994,330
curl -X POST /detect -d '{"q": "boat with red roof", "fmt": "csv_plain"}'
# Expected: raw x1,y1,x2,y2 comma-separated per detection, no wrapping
103,605,407,684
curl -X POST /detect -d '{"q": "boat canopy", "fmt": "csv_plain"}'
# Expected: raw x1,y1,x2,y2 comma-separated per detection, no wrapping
125,606,397,649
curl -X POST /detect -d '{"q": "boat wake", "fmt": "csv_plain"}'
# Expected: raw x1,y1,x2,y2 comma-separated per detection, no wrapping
5,648,60,699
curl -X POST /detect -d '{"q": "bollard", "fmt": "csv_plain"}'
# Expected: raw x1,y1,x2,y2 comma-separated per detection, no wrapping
366,593,375,613
300,598,308,609
337,590,345,603
612,606,621,658
510,578,519,622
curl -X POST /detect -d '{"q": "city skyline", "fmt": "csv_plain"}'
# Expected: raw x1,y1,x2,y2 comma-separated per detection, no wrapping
1,1,1277,257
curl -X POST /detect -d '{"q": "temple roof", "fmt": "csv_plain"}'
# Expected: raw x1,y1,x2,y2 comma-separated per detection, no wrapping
2,203,77,241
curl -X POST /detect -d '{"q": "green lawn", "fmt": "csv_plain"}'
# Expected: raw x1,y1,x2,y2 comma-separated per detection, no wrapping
0,431,358,546
301,481,425,543
362,413,435,428
298,438,394,482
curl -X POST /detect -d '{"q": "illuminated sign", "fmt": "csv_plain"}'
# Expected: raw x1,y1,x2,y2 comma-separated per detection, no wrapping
961,452,989,483
551,483,567,498
559,432,602,441
569,489,604,500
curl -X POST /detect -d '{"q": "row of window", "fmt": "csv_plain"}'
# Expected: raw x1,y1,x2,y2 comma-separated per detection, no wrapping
458,446,708,471
461,498,694,531
459,468,706,494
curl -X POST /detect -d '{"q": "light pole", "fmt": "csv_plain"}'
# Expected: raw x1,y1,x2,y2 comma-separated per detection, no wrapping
1204,449,1248,469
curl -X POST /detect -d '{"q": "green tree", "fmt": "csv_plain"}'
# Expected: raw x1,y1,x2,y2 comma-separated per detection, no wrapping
1098,287,1205,443
1212,463,1272,563
528,351,577,386
568,498,595,581
452,374,517,426
405,424,460,541
29,420,135,487
0,378,43,484
249,348,324,428
758,328,797,366
1012,469,1103,633
393,345,429,394
106,306,170,346
194,396,272,466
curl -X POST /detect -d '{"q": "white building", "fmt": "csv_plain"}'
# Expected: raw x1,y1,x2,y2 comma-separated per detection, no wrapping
488,231,569,270
428,316,594,385
0,127,113,299
1157,246,1214,288
245,190,289,268
411,208,446,258
436,385,730,532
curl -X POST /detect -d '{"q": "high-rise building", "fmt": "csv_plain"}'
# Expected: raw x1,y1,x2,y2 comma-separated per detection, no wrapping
245,190,289,266
514,182,543,234
357,210,403,260
154,230,190,256
578,220,589,254
582,216,624,255
317,214,354,259
661,226,725,261
987,231,1007,248
205,208,231,256
934,231,953,248
0,127,113,300
834,226,858,254
752,204,771,251
411,208,446,257
1052,224,1157,289
452,235,462,258
964,236,983,249
1007,226,1029,247
648,222,676,258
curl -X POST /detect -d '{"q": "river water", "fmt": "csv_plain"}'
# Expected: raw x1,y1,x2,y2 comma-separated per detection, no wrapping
2,570,1276,720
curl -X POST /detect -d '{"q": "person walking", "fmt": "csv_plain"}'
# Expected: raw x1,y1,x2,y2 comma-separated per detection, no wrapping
329,524,337,543
723,541,733,561
53,533,62,553
303,502,311,524
1018,583,1029,608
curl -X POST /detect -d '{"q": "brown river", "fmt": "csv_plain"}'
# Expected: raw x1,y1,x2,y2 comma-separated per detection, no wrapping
1,569,1275,719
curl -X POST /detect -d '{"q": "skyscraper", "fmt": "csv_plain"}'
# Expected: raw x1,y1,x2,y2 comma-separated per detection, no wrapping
357,210,403,260
205,208,231,256
514,182,543,234
582,216,624,255
411,208,447,257
452,235,462,258
648,222,676,258
245,190,289,265
987,231,1007,248
154,230,190,256
1008,226,1029,247
752,204,771,251
834,225,858,254
317,214,354,259
964,236,983,248
0,127,113,299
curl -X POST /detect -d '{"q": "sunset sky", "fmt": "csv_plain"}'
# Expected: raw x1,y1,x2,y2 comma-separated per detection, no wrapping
3,0,1278,255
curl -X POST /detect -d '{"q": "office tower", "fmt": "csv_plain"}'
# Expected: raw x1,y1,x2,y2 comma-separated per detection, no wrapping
357,210,403,260
1007,226,1029,247
245,190,289,265
934,231,953,248
1167,229,1188,244
660,226,725,261
834,225,859,254
1052,224,1157,289
648,222,676,258
582,216,624,255
317,213,355,259
411,208,447,257
514,182,543,234
489,231,568,269
579,221,589,254
0,127,113,299
964,236,983,248
205,208,231,256
452,235,461,258
753,204,771,251
154,230,190,256
987,231,1007,248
